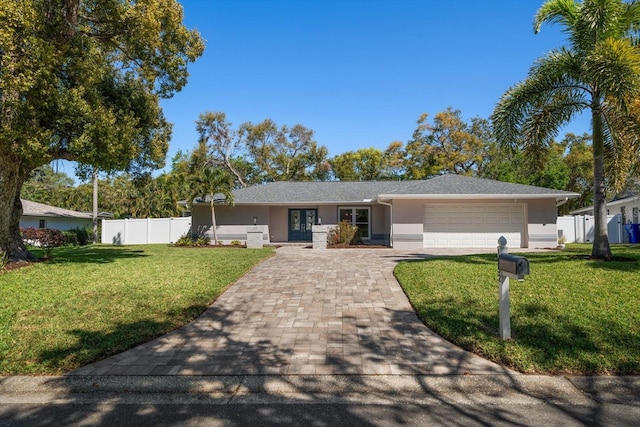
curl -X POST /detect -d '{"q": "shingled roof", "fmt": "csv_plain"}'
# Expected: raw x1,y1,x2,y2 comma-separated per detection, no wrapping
378,175,580,199
21,199,91,219
223,175,578,205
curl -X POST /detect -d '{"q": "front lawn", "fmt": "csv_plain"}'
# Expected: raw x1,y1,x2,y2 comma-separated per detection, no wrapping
0,244,273,375
394,244,640,375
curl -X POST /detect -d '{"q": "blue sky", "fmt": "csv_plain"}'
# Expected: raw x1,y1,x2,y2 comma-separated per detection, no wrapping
68,0,592,179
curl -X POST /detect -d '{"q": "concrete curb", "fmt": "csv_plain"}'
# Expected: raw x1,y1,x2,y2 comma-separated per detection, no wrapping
2,374,639,405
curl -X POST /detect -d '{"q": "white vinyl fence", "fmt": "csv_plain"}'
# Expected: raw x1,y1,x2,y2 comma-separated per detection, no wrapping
557,214,625,244
101,217,192,245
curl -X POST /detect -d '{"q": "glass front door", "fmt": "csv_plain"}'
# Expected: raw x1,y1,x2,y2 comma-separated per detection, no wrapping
288,209,317,241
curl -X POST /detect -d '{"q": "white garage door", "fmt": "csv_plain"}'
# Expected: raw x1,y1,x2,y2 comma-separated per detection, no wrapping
423,204,524,248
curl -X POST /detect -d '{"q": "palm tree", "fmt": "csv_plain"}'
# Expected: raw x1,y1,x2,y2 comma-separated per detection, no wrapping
189,168,234,245
492,0,640,259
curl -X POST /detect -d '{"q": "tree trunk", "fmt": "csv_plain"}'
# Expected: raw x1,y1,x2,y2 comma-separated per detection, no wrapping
210,200,219,245
92,168,98,243
0,161,35,262
591,101,613,260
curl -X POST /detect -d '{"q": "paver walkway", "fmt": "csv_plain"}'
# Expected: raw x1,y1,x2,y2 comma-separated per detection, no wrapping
70,247,511,376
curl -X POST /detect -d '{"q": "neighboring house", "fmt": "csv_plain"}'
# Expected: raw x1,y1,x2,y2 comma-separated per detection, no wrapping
191,175,579,249
20,199,94,231
570,194,640,225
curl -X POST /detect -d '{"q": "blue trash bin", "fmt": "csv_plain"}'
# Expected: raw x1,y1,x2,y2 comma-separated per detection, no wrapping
625,224,640,243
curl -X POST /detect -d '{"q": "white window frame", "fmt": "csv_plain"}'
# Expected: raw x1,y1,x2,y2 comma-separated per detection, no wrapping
338,207,371,240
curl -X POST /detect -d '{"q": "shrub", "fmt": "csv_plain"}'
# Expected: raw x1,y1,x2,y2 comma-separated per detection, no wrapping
21,228,65,258
230,240,242,246
328,220,362,246
0,250,7,272
63,228,92,246
174,234,211,247
175,234,194,246
195,237,210,246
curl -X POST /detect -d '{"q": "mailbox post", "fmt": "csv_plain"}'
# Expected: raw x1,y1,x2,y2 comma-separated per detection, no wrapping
497,237,530,340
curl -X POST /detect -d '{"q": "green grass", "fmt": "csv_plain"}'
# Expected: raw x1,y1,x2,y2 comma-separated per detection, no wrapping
0,244,273,375
394,244,640,375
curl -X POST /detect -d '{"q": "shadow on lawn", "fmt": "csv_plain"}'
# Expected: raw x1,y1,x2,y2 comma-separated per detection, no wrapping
36,303,210,372
394,249,640,272
418,296,639,375
37,318,175,373
49,246,149,265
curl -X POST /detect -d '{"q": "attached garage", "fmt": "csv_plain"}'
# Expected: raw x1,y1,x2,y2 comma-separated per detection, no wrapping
423,203,524,248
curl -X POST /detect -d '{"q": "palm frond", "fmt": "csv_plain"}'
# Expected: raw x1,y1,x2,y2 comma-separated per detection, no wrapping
534,0,579,34
600,99,640,191
586,37,640,107
492,49,589,148
620,0,640,35
522,92,587,149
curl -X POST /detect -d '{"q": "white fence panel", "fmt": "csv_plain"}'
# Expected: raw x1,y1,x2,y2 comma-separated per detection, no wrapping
126,219,148,244
557,214,623,244
148,218,171,244
557,216,576,243
101,217,192,245
102,219,125,244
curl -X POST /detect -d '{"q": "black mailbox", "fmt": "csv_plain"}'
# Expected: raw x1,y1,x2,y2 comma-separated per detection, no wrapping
498,254,530,280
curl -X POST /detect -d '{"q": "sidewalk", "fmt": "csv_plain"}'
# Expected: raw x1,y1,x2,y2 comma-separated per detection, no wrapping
2,374,640,405
1,374,639,426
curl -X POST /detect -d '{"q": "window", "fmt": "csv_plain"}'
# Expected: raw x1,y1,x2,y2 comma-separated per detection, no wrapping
633,207,639,224
38,219,46,229
338,207,370,239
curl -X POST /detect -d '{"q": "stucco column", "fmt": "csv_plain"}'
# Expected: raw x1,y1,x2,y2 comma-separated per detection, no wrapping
246,226,263,248
312,225,329,250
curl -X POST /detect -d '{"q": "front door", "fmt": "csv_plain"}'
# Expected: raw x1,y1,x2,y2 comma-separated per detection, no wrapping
288,209,317,241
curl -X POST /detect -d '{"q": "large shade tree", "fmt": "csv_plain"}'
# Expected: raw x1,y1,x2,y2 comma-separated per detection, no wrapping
0,0,203,260
492,0,640,259
195,112,329,186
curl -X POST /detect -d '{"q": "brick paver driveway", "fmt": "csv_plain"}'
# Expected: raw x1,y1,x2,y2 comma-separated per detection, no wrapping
71,247,510,376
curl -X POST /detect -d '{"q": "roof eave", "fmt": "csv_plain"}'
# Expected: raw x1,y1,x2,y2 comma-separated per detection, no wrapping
378,193,581,201
193,200,376,206
22,213,92,219
569,194,640,214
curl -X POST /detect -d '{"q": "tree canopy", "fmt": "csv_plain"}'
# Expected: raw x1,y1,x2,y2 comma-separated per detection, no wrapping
0,0,204,260
195,112,329,186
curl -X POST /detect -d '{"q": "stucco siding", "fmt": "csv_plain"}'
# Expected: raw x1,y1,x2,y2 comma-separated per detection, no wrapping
391,199,424,249
370,204,389,243
526,199,558,248
269,206,289,242
191,205,271,244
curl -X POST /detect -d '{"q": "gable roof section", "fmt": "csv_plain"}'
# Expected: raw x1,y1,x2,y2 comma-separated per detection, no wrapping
226,175,578,205
21,199,91,219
